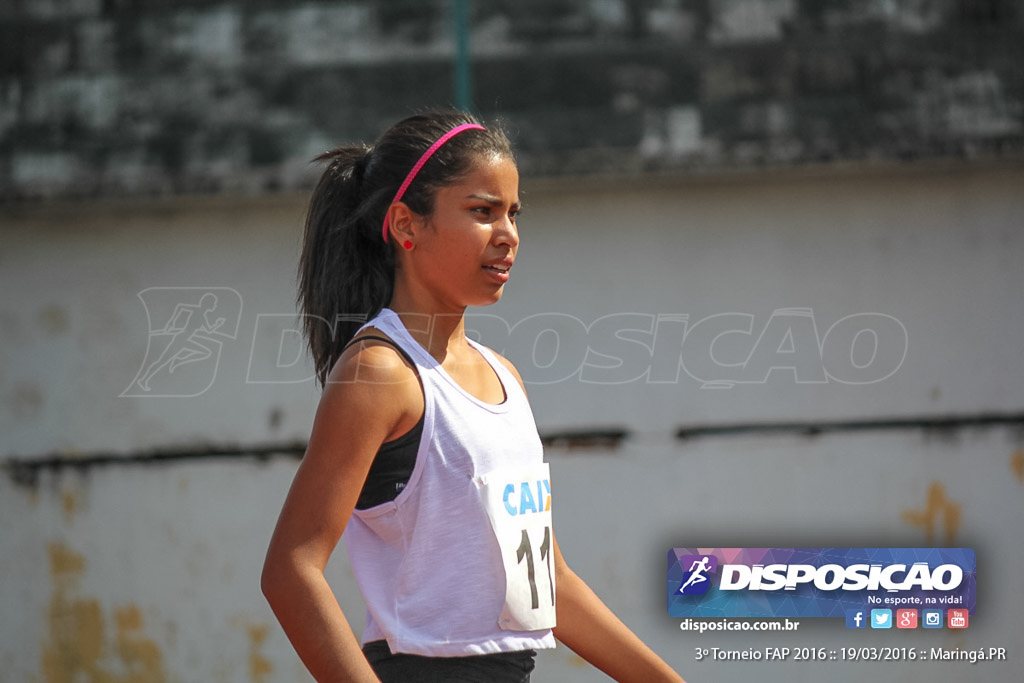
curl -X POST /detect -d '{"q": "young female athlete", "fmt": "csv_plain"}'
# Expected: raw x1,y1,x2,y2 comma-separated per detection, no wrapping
261,110,685,683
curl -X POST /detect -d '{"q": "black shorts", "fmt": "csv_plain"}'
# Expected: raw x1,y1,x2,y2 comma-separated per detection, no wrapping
362,640,537,683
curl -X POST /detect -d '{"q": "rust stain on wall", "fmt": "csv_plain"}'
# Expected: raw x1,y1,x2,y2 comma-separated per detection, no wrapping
43,543,105,682
567,652,589,668
246,623,273,683
901,481,962,546
42,541,167,683
114,605,165,683
60,489,78,525
1011,450,1024,484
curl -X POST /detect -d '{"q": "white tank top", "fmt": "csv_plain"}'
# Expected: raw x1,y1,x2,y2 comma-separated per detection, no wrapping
343,309,557,657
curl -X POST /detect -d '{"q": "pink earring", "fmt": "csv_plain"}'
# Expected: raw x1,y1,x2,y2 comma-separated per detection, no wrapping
403,240,413,250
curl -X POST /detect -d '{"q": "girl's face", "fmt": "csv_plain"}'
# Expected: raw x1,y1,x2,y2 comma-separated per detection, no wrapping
406,153,521,312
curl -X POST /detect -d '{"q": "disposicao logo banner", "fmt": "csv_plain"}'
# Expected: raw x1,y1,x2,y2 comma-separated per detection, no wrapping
667,548,976,618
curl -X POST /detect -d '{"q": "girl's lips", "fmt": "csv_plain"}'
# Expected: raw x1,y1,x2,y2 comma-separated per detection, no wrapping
482,260,513,283
482,263,511,283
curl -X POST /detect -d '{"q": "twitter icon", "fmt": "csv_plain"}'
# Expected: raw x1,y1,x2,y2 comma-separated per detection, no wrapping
870,609,892,629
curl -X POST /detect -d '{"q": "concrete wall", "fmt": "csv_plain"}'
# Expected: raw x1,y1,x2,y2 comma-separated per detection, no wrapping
3,160,1022,681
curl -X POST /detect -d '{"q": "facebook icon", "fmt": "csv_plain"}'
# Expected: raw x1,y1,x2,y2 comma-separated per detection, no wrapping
845,609,867,629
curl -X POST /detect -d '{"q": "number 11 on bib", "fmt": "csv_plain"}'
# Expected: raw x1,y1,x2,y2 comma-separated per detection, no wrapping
476,462,557,631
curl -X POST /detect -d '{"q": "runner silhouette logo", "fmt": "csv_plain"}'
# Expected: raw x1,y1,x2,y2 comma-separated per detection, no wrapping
677,555,718,595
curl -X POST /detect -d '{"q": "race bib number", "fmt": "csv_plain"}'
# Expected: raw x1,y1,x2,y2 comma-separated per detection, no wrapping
476,462,556,631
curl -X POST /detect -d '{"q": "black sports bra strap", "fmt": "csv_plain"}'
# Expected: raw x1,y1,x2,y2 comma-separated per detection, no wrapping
344,334,417,368
345,333,424,511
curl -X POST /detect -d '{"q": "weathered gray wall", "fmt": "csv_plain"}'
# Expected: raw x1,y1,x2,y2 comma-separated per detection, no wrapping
2,0,1022,199
2,163,1023,681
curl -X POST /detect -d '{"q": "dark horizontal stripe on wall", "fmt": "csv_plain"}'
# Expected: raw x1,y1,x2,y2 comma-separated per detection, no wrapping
6,413,1022,486
675,412,1024,440
541,429,629,450
3,440,308,488
1,428,632,484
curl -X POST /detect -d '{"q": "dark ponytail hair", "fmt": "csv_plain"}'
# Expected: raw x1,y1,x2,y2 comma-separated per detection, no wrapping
298,109,514,386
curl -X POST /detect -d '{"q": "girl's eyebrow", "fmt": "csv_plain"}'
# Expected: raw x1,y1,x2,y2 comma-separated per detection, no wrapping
467,193,522,208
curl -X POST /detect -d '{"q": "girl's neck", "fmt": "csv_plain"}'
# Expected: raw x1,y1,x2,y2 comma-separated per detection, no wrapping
387,305,469,363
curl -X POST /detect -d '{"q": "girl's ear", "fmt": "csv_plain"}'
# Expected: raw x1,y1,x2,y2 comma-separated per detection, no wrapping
386,201,419,245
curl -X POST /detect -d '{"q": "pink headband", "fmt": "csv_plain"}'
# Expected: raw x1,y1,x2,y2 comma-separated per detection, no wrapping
381,123,486,243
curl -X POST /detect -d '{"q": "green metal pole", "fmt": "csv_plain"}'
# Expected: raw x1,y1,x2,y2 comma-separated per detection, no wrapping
453,0,472,112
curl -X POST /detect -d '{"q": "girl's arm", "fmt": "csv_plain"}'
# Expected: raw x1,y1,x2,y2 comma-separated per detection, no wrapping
551,534,685,683
260,341,422,683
